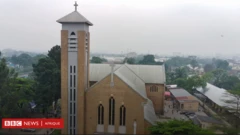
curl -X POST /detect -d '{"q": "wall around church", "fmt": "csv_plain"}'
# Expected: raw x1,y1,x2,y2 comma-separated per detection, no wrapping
144,120,152,134
145,84,165,115
86,74,148,134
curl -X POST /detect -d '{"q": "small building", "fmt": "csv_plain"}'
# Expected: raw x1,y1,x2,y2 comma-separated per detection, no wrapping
169,88,199,112
192,115,223,129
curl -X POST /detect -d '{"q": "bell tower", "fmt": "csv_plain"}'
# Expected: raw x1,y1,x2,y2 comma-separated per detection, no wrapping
57,2,93,134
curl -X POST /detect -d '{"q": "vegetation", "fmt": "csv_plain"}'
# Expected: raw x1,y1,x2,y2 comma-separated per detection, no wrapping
32,45,61,113
0,51,36,128
90,56,107,63
148,120,214,135
123,57,135,64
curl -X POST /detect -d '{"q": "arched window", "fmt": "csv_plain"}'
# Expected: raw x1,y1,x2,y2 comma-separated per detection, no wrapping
70,32,75,35
150,85,158,92
98,104,104,125
119,105,126,126
109,97,115,125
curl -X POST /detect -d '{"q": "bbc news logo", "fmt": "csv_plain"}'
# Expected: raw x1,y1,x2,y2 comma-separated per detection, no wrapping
2,119,64,129
4,121,22,127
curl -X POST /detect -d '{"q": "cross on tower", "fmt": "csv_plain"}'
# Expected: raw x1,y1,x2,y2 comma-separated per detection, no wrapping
74,1,78,11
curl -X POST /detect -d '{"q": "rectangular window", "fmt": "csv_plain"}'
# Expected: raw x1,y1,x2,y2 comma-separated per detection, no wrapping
74,89,76,101
70,116,72,127
74,116,76,127
70,47,76,49
70,129,72,135
70,103,72,114
70,75,72,87
74,103,76,114
70,89,72,101
74,75,76,87
70,38,76,41
70,66,72,73
70,43,77,45
74,66,76,73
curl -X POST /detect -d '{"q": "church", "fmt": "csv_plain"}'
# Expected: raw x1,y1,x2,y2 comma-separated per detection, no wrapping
57,2,166,134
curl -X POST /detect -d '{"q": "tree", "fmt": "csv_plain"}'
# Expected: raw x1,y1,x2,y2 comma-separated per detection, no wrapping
148,119,214,135
213,59,230,70
48,45,61,68
123,57,135,64
175,67,188,79
33,46,61,114
204,64,215,72
138,55,156,65
211,69,228,87
91,56,106,63
190,59,199,68
175,75,207,93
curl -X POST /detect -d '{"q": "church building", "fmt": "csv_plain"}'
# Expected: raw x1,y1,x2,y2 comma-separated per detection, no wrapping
57,2,166,134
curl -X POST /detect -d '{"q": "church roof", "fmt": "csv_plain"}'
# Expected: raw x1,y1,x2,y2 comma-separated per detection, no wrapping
114,65,148,99
89,63,165,84
57,11,93,25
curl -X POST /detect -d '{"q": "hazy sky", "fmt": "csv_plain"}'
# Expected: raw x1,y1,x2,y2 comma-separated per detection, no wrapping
0,0,240,56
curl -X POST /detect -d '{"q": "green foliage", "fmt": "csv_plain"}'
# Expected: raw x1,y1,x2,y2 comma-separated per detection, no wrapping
0,54,34,118
165,57,192,67
175,67,188,78
90,56,107,63
123,57,135,64
148,119,214,135
48,45,61,68
190,59,199,68
204,64,215,72
213,59,230,70
138,55,156,65
33,45,61,112
175,75,207,93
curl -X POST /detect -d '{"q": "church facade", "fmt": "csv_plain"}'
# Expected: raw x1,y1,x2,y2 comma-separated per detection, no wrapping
57,2,166,134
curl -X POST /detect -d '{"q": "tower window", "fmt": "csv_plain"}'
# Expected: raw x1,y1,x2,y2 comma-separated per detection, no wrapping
120,105,126,126
98,104,104,125
71,32,76,35
74,66,76,73
74,75,76,87
74,89,76,101
70,66,72,73
70,89,72,101
150,85,158,92
70,75,72,87
109,97,115,125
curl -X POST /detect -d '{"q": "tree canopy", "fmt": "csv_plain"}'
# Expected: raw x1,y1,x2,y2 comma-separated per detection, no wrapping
32,45,61,112
148,119,214,135
90,56,107,63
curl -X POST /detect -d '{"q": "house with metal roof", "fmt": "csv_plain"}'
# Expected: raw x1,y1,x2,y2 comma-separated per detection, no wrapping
168,88,199,112
191,115,223,129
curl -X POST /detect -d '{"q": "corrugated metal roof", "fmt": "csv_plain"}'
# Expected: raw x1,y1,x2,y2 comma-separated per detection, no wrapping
126,64,165,84
89,64,122,82
144,99,158,125
57,11,93,25
169,88,192,97
89,63,165,84
196,83,237,109
114,65,147,99
197,115,223,125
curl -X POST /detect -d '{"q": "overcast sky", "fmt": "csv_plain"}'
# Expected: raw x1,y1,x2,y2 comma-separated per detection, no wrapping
0,0,240,56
